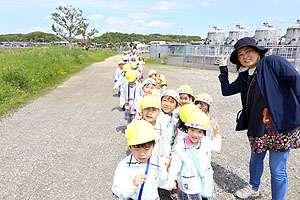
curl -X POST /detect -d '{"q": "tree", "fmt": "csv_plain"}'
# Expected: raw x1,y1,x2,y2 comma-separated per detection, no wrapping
80,22,98,50
51,5,86,50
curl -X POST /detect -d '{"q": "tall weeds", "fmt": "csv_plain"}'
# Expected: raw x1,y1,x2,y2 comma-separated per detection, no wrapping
0,46,119,115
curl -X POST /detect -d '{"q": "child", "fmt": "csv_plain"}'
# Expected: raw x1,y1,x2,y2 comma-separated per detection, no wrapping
141,78,156,96
194,93,213,114
159,89,180,157
112,120,171,199
173,85,195,122
114,60,125,83
131,62,142,82
122,56,129,64
114,60,125,96
194,93,215,139
134,78,156,116
114,64,131,97
120,69,143,124
168,111,221,200
138,95,170,159
160,79,167,90
176,85,194,106
153,74,167,98
138,56,145,78
148,69,157,79
175,104,201,145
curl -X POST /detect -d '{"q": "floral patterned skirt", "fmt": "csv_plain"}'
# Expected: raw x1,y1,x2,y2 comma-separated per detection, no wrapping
249,126,300,153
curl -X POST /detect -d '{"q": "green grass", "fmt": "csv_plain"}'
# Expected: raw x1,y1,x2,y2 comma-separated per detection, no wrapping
144,54,169,65
0,46,119,116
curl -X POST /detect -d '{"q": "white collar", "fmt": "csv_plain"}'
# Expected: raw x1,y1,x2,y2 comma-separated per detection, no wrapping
127,154,159,168
248,68,256,75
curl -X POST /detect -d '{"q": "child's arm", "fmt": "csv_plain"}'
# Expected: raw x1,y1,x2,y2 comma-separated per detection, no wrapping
120,85,126,107
112,161,138,198
160,152,182,190
113,73,123,90
114,69,119,83
210,117,222,152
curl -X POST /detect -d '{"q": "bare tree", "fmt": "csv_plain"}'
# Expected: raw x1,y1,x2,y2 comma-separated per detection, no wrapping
51,5,86,50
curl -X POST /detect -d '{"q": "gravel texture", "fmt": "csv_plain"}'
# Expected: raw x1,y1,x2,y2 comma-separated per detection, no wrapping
0,55,299,200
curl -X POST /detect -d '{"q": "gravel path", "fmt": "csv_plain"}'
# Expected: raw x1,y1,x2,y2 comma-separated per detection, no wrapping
0,55,299,199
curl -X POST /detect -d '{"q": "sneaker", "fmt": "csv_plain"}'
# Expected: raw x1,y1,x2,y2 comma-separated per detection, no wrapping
235,185,259,199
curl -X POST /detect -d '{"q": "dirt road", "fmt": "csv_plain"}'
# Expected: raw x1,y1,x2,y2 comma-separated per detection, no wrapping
0,55,299,199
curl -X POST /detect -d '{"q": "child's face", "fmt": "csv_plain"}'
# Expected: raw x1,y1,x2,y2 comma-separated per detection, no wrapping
142,84,155,95
142,107,160,123
128,80,136,86
161,96,178,115
130,144,154,164
149,74,157,79
188,127,205,146
179,94,192,106
119,64,124,69
195,101,209,114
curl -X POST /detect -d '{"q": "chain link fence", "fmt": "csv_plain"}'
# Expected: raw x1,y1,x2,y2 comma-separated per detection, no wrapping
150,44,300,72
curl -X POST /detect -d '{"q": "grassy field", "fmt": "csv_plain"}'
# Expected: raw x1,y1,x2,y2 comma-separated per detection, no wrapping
0,46,119,116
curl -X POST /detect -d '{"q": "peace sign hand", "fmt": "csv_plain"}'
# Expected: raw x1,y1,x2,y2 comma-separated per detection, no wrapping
218,54,229,66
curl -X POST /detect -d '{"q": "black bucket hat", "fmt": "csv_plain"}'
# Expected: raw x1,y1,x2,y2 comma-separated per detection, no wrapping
230,37,268,64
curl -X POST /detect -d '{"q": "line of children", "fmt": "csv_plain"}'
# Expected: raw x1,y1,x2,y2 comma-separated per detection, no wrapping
114,51,146,123
113,57,222,199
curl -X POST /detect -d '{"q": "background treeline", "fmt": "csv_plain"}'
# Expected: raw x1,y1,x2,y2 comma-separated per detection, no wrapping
94,32,203,43
0,32,61,42
0,31,202,43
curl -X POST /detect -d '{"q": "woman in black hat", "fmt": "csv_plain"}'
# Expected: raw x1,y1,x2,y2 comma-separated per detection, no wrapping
218,37,300,200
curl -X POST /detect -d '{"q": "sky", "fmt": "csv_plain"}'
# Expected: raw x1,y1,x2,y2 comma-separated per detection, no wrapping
0,0,299,39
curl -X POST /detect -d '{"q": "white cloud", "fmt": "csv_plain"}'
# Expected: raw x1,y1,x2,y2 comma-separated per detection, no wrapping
79,0,97,2
88,14,104,20
134,20,145,24
128,13,157,19
105,17,149,33
203,1,211,6
108,3,126,9
44,16,52,20
151,1,180,11
146,21,171,28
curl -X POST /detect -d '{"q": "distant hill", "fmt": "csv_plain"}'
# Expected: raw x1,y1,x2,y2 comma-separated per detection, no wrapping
93,32,203,43
0,31,202,44
0,32,61,42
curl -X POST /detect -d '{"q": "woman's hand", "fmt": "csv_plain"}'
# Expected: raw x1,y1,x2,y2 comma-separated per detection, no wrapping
133,174,147,186
219,54,229,66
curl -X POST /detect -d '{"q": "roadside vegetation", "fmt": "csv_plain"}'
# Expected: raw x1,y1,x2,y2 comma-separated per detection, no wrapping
0,46,119,116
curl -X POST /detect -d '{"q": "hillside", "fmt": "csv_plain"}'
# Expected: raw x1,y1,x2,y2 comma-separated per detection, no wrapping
0,31,202,44
0,32,61,42
93,32,203,43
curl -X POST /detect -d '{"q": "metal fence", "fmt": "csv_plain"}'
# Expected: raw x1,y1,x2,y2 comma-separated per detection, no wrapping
150,44,300,71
